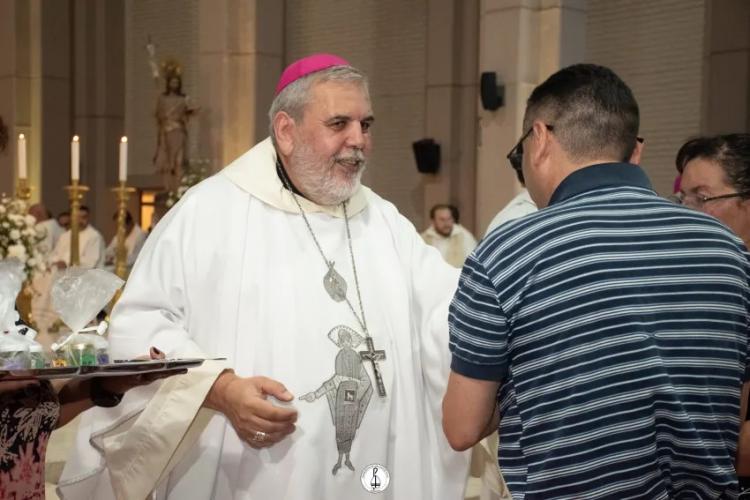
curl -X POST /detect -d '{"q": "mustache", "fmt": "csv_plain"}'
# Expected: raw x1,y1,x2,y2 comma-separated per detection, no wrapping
334,149,366,167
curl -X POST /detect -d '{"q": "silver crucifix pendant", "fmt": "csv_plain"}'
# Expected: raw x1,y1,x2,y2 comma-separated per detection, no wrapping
359,337,387,397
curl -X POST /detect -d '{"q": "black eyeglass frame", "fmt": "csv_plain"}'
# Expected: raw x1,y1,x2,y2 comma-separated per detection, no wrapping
505,126,645,172
505,124,553,173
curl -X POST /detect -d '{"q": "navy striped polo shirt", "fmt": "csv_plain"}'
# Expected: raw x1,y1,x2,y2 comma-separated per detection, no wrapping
449,163,750,499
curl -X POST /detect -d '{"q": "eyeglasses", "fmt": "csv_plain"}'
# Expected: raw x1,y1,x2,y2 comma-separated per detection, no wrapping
506,124,554,173
506,129,645,172
674,191,750,209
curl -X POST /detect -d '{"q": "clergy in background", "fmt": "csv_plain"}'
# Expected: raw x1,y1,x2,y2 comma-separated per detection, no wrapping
59,54,469,500
48,205,105,269
104,210,147,271
421,204,477,268
29,203,64,255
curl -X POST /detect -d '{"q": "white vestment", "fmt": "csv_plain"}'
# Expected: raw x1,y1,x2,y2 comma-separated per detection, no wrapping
421,223,477,268
59,138,469,500
484,189,537,237
104,225,147,268
37,218,64,256
49,225,106,269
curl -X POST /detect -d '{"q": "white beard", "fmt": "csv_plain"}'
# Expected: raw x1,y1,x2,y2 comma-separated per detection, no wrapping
290,143,366,206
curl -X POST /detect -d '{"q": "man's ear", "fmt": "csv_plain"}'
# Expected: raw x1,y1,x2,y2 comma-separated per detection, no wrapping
273,112,296,157
530,120,553,168
629,138,644,165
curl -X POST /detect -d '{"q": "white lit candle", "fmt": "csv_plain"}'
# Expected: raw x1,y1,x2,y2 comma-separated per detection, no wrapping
71,135,80,181
17,134,27,180
119,136,128,182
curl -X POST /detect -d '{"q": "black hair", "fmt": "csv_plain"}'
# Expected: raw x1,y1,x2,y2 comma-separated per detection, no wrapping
676,134,750,193
429,204,454,221
524,64,640,163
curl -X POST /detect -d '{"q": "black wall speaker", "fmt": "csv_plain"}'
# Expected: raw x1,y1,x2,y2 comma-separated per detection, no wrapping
480,71,505,111
412,138,440,174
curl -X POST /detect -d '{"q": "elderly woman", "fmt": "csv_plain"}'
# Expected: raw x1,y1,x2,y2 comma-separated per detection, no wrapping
676,133,750,489
676,134,750,246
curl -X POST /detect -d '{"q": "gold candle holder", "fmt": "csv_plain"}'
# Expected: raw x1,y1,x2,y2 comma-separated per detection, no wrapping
112,182,136,280
15,178,35,327
64,181,89,267
108,182,136,311
15,177,32,203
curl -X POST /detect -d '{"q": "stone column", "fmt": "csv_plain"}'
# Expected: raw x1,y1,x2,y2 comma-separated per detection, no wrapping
71,0,126,237
0,0,43,201
422,0,480,234
0,0,22,195
703,0,750,134
0,0,79,214
475,0,585,234
197,0,284,171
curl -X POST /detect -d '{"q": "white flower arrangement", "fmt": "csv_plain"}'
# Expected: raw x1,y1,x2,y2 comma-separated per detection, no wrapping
165,159,210,208
0,195,46,280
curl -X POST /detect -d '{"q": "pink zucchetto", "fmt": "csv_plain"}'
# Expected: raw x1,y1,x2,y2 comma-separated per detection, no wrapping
275,53,350,96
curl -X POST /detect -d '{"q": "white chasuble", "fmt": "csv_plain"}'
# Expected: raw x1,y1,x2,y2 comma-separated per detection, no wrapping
58,138,469,500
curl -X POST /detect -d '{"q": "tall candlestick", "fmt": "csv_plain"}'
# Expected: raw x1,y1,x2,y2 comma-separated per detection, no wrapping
119,137,128,182
65,181,88,267
17,134,27,179
71,135,80,181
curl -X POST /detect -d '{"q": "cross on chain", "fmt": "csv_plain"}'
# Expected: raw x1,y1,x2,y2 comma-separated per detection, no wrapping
359,337,387,397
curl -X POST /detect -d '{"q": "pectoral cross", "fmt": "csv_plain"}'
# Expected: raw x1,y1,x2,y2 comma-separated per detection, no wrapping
359,337,387,397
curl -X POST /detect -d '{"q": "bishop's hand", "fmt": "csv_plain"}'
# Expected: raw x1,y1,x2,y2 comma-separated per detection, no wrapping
205,372,298,449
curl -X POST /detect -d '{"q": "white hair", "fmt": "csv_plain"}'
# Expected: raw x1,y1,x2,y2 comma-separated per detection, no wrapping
268,65,370,147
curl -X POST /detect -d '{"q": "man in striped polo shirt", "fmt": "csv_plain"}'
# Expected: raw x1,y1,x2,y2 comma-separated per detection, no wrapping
442,64,750,499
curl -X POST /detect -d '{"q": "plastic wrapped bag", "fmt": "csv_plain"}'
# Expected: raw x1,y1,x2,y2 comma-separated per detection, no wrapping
51,268,123,365
0,259,25,334
0,333,30,369
52,268,124,334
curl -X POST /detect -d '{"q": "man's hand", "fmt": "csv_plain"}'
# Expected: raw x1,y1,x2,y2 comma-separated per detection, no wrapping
205,372,298,449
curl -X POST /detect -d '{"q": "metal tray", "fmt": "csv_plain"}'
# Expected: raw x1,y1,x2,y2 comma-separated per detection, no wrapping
0,358,205,381
80,358,204,376
0,366,80,380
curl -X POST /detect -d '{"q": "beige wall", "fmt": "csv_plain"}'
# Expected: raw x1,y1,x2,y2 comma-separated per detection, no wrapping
586,0,706,195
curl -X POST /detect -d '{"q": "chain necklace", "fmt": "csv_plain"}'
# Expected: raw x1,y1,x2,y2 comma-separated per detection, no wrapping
277,161,369,337
277,160,388,397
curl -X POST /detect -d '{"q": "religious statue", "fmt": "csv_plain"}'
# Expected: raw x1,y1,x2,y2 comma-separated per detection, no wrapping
299,325,374,476
146,38,199,192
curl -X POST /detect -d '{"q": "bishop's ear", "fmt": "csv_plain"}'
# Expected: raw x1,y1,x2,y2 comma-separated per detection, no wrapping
273,111,296,157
